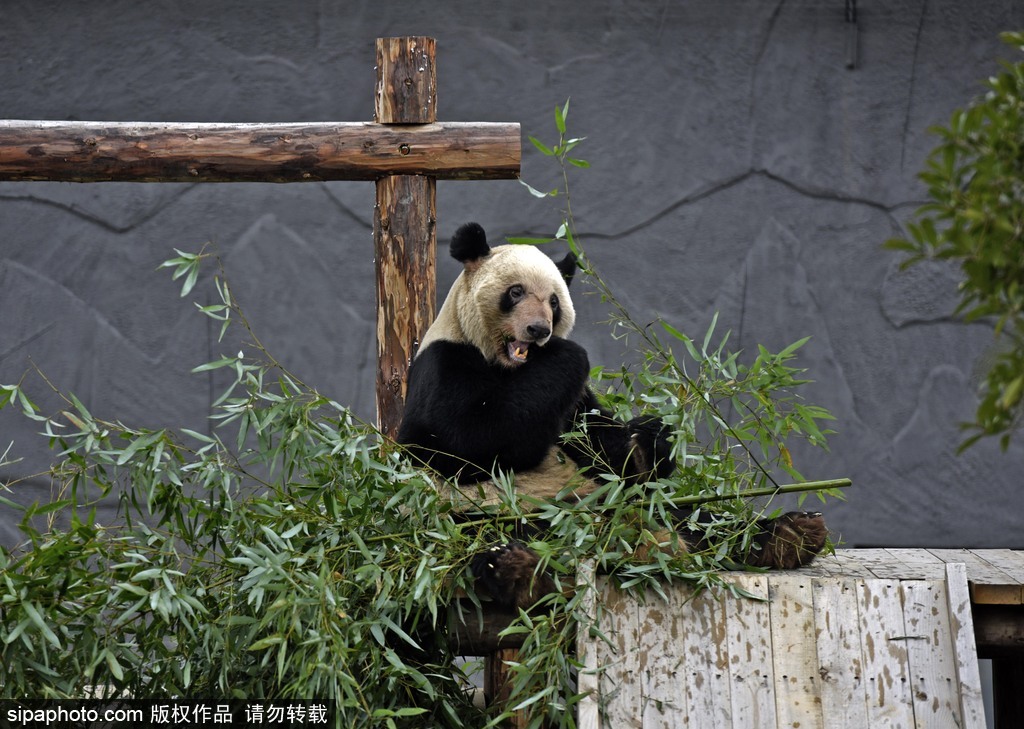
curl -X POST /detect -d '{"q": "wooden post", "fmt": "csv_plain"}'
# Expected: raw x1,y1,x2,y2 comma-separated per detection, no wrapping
373,40,524,725
485,648,529,726
373,36,437,439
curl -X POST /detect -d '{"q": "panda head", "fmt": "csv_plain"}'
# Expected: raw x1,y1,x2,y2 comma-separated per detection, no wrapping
430,222,577,368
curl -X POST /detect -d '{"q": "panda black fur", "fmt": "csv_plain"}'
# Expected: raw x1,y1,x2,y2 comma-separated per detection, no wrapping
397,223,827,611
398,222,672,486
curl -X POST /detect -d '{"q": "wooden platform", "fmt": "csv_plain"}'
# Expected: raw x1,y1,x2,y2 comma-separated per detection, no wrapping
799,548,1024,606
576,549,1024,729
806,548,1024,660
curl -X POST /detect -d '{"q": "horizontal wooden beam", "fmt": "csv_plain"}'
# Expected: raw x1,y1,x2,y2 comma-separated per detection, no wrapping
0,120,520,182
448,600,523,655
974,604,1024,656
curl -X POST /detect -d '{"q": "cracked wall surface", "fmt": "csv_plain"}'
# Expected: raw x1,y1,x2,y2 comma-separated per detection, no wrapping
1,0,1022,548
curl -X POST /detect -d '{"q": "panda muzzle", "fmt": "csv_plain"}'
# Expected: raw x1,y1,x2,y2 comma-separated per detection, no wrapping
506,323,551,364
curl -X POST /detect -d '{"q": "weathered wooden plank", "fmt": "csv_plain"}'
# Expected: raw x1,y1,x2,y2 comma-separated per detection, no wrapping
0,120,520,182
702,588,735,729
880,548,948,580
900,579,963,727
973,548,1024,578
812,577,869,727
928,549,1022,605
944,563,988,728
858,578,916,728
637,589,684,728
677,587,732,729
807,550,888,578
973,549,1024,604
594,578,641,728
577,563,601,729
809,549,1024,602
767,575,823,729
724,573,777,729
579,566,989,728
841,549,909,579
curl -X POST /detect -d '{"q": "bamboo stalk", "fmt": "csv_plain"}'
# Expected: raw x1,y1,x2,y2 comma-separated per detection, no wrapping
671,477,852,506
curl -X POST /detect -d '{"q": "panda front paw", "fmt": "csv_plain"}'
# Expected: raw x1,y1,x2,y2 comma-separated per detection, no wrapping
470,541,557,611
626,416,675,481
746,511,828,569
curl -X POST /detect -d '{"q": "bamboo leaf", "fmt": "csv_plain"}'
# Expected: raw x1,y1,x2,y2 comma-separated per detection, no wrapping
527,135,554,157
22,602,61,649
105,650,125,681
518,178,558,199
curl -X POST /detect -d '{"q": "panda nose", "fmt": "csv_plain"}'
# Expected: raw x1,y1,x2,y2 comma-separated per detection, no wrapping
526,323,551,341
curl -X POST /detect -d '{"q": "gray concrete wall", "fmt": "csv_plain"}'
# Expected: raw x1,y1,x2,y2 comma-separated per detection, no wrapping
1,1,1021,549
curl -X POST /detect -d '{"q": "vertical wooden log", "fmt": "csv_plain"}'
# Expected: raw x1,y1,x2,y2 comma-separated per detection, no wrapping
484,648,528,727
373,37,522,726
375,36,437,124
373,37,437,438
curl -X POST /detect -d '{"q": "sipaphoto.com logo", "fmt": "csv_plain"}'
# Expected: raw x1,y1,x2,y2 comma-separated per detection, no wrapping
0,699,332,728
5,702,142,725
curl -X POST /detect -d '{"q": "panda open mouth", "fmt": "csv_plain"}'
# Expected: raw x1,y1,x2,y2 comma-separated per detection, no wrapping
507,339,530,364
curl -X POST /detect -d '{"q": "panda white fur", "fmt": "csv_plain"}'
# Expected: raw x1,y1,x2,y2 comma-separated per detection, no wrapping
397,223,828,610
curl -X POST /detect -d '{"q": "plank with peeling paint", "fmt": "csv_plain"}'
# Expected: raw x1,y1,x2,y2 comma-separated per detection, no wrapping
812,577,869,727
577,565,986,728
901,579,961,726
679,587,733,728
723,573,777,729
768,575,824,729
944,563,987,728
928,549,1022,604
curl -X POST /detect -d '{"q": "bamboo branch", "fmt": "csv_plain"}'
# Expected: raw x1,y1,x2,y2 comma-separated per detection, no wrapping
672,477,852,506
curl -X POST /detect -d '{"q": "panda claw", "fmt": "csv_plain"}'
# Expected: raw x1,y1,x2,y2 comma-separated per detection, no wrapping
745,511,829,570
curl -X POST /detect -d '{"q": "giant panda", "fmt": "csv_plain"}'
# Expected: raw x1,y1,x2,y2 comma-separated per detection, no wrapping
397,222,828,611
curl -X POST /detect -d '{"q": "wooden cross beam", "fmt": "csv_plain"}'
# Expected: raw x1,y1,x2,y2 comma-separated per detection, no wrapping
0,36,521,437
0,120,519,182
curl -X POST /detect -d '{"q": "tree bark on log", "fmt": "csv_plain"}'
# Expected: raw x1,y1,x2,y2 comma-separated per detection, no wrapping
374,175,436,437
373,37,438,439
0,120,519,182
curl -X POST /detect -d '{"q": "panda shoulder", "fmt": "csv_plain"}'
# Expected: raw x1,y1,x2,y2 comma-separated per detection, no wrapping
412,340,488,376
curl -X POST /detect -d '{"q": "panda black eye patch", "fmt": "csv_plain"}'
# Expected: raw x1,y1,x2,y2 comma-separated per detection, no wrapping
501,285,526,311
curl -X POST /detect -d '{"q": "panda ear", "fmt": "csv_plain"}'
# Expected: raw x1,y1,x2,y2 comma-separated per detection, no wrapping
450,222,491,264
556,251,578,286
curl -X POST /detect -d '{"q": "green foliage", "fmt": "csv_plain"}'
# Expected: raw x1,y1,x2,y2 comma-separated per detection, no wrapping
0,100,844,728
1,363,483,726
886,32,1024,450
512,99,841,500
